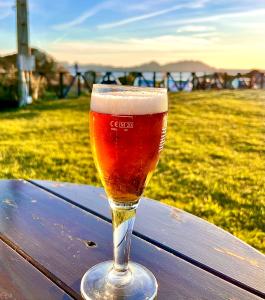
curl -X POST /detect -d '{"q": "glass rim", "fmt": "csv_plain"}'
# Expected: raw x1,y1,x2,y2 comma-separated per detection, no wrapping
92,84,167,94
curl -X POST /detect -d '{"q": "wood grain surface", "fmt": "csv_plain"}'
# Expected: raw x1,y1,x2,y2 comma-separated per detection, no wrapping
0,239,73,300
31,180,265,298
0,180,263,299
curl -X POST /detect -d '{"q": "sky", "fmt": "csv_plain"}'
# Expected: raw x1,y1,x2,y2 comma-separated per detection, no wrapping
0,0,265,69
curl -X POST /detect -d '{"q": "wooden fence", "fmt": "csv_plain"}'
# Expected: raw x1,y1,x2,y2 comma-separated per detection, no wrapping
0,70,264,101
55,70,265,98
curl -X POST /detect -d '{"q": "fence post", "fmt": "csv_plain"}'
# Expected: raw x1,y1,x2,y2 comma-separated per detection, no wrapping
153,72,156,87
63,75,76,98
203,73,207,89
249,74,254,89
211,72,218,89
91,71,96,85
179,72,183,91
191,72,196,90
77,72,81,97
124,72,127,85
237,73,241,89
59,72,64,98
224,72,228,89
261,73,264,89
166,72,170,90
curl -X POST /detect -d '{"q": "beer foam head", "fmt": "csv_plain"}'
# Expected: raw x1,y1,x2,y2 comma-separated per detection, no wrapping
91,84,168,115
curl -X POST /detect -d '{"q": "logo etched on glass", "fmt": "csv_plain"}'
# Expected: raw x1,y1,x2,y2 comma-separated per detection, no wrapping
110,116,134,131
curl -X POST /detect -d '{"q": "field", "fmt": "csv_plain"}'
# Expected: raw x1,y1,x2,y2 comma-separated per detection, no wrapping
0,90,264,252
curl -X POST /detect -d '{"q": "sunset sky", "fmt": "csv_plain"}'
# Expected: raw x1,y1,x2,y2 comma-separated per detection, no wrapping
0,0,265,69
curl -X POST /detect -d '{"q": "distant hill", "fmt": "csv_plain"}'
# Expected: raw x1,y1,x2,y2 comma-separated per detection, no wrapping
65,60,217,73
1,49,262,74
162,60,216,72
66,60,263,74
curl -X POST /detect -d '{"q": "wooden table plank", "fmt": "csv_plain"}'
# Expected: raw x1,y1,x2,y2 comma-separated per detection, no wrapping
0,180,262,300
0,239,73,300
31,179,265,297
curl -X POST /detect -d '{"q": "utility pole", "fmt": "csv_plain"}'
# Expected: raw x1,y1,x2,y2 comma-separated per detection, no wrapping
16,0,32,106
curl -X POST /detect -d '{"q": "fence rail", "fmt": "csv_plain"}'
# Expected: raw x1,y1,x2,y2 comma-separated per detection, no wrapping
57,70,265,98
0,70,264,103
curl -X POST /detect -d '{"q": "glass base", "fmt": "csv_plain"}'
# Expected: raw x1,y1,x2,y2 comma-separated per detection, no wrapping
80,261,157,300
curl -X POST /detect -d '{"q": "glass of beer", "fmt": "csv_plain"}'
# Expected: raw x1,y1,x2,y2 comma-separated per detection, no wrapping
81,84,168,299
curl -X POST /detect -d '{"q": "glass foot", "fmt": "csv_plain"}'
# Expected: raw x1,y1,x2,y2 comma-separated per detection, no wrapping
80,261,157,300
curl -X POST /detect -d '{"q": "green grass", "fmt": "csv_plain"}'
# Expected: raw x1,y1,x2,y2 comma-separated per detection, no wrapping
0,90,264,253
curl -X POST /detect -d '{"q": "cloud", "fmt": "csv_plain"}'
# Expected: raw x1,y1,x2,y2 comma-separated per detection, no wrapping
0,11,12,20
46,33,265,69
177,25,216,33
46,32,265,70
0,1,13,8
0,0,13,20
122,0,179,12
98,0,208,30
51,33,69,45
161,8,265,27
48,34,214,57
52,1,113,30
122,2,155,12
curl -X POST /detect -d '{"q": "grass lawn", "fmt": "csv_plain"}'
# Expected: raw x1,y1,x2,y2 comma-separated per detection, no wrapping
0,90,264,253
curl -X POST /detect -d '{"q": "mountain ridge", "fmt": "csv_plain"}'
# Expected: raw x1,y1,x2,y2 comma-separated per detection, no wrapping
65,60,216,72
0,50,262,74
65,60,262,74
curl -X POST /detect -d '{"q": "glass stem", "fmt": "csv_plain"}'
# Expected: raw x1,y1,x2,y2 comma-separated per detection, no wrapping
110,202,137,274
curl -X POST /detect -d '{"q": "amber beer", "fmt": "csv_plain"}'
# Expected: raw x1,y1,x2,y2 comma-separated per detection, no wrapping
90,87,168,204
82,85,167,299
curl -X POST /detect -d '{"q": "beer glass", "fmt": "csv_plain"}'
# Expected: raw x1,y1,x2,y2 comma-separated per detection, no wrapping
81,84,168,299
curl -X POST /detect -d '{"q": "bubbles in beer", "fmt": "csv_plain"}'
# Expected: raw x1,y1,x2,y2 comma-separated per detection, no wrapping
90,111,167,203
90,85,168,204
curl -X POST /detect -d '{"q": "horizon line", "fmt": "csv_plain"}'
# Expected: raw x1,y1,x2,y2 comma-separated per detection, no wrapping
0,50,264,71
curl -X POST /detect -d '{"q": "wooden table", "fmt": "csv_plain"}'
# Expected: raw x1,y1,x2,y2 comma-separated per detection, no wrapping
0,179,264,300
